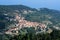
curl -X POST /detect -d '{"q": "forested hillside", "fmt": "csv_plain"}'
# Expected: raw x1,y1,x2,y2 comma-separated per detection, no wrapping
0,5,60,40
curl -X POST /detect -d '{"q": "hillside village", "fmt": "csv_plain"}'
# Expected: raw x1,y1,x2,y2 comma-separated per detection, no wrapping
5,14,52,35
0,5,60,40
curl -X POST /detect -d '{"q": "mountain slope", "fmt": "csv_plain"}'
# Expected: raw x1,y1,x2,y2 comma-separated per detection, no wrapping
0,5,60,31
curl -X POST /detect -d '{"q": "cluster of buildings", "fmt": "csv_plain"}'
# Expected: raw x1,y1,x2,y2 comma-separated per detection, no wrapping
15,14,47,29
5,14,48,35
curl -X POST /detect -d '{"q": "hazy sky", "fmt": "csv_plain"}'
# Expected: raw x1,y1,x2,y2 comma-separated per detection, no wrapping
0,0,60,10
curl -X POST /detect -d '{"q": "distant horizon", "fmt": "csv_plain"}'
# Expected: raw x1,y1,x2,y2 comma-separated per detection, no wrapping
0,0,60,10
0,4,59,11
